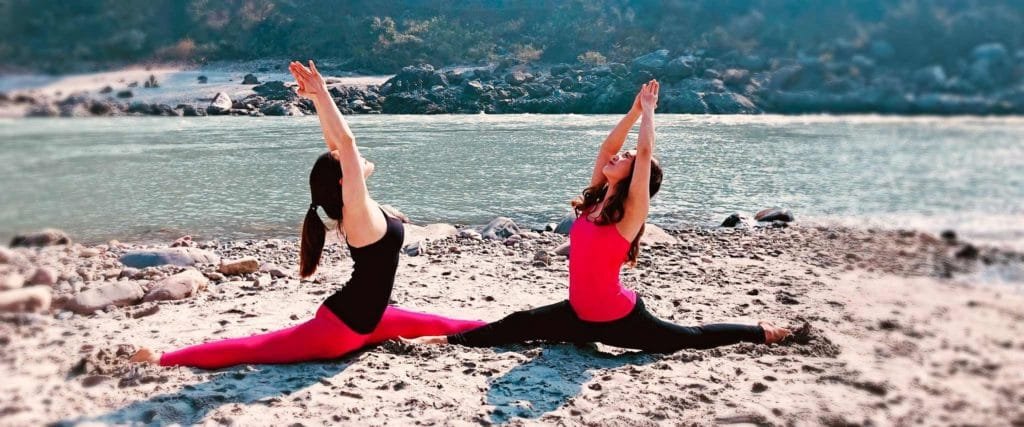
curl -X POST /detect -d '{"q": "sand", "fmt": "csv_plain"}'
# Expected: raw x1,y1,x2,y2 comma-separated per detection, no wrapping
1,224,1023,426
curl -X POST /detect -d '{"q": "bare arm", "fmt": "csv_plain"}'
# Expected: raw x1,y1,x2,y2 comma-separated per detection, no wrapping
618,81,659,240
290,61,385,246
588,91,645,188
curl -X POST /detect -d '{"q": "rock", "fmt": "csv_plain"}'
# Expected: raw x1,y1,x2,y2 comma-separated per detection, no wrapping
664,55,698,80
0,286,52,313
171,236,193,247
260,262,291,279
641,224,677,245
10,229,71,247
504,235,522,245
940,230,957,244
1,272,25,290
631,49,670,73
913,65,947,91
463,80,486,97
458,229,482,240
0,247,27,265
116,90,133,99
754,208,794,222
119,268,140,279
968,43,1013,88
721,213,743,227
197,75,208,84
403,241,424,257
553,242,571,257
180,104,206,116
120,248,220,269
721,69,751,87
533,250,551,266
404,223,458,246
207,92,233,115
955,244,979,260
28,267,59,286
481,217,521,240
253,275,271,287
261,101,304,116
505,70,534,86
219,257,260,275
99,86,113,94
242,74,260,85
553,213,577,235
79,248,100,258
703,92,758,114
66,282,144,314
252,81,295,101
143,269,209,302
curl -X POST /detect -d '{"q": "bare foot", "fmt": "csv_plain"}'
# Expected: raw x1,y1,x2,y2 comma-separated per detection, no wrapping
129,347,160,364
400,336,448,345
759,321,792,344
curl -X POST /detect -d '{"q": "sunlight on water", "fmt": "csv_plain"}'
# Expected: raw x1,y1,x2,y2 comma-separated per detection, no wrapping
1,115,1022,247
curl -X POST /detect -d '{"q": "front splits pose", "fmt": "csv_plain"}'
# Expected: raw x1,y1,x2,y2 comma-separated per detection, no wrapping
413,81,790,352
131,61,484,369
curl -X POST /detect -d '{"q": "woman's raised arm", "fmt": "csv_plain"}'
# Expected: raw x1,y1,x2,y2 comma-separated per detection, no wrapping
619,81,659,238
587,85,649,188
290,60,385,246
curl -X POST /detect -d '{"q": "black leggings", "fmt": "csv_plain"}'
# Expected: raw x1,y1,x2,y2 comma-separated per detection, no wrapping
448,297,764,353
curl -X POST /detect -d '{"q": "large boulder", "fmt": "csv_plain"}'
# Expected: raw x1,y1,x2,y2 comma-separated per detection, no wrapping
382,64,448,93
66,282,144,314
0,286,51,313
481,217,521,240
703,92,759,114
143,269,209,302
120,248,220,269
261,101,304,116
631,49,670,74
10,229,71,247
968,43,1014,89
505,70,534,86
755,208,795,222
381,92,444,114
553,213,577,235
207,92,233,115
913,65,947,91
252,81,297,101
663,55,698,80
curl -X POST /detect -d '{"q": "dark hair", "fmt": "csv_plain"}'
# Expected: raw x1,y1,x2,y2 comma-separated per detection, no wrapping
300,152,344,278
572,156,663,266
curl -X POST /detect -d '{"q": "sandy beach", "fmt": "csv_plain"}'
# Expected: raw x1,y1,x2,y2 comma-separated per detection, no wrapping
1,220,1022,426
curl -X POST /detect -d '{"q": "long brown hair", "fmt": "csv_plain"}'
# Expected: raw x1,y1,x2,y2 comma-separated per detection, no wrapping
572,157,663,266
300,152,344,278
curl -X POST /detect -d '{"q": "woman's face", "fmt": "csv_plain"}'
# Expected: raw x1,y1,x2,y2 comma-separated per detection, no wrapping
602,149,636,182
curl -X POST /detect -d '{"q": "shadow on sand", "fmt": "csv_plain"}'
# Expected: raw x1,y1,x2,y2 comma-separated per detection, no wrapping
59,360,352,426
486,344,656,424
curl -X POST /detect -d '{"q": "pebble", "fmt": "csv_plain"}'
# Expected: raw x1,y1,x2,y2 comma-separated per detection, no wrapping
0,286,52,313
0,272,25,290
143,269,209,302
28,267,59,286
219,257,260,275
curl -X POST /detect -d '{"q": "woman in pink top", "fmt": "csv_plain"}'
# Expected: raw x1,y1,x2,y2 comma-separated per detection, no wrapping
413,81,789,352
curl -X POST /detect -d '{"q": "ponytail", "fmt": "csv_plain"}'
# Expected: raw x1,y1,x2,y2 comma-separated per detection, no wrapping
300,205,326,278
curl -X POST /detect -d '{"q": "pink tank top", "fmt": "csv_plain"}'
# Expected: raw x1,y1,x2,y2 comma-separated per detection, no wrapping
568,215,638,322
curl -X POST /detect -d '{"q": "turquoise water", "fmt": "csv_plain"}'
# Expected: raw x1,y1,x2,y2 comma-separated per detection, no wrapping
1,115,1022,247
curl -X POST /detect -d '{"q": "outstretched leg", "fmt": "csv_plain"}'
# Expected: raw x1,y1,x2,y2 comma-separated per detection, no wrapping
365,306,487,345
157,306,367,369
446,300,591,347
598,299,779,353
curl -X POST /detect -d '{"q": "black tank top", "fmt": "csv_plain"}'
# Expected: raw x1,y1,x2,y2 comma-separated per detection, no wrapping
323,209,405,334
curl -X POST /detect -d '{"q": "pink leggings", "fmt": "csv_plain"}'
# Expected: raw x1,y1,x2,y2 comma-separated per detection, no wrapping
159,305,485,369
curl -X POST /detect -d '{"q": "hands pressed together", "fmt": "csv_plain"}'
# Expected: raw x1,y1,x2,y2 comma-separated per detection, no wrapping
634,79,659,113
289,60,328,100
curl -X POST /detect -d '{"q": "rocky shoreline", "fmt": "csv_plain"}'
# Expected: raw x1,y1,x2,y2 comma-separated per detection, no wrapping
4,42,1024,118
2,213,1024,424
